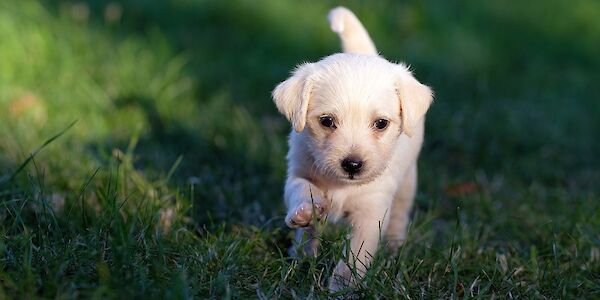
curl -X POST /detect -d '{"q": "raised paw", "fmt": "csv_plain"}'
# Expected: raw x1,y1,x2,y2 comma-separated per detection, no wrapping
285,201,327,228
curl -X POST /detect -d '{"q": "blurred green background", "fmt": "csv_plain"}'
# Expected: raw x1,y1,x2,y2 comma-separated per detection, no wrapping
0,0,598,298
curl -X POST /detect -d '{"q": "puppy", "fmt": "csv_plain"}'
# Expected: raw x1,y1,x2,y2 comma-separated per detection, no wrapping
272,7,433,291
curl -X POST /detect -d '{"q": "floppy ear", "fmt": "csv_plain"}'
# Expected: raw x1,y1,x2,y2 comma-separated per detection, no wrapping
395,67,433,137
272,63,316,132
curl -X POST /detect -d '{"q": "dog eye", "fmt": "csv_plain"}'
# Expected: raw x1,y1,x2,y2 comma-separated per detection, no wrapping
319,116,336,129
373,119,389,130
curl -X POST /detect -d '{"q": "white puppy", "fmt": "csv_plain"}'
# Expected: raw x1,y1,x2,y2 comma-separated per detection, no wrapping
272,7,433,290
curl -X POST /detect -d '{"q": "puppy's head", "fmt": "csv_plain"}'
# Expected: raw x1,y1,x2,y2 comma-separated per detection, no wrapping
273,54,432,184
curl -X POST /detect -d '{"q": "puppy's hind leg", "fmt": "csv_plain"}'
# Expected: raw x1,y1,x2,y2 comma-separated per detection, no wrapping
385,164,417,253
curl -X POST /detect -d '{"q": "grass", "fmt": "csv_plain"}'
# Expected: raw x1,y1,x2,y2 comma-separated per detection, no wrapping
0,0,599,298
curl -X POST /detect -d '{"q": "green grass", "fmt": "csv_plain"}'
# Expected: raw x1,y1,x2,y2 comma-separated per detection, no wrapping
1,0,599,298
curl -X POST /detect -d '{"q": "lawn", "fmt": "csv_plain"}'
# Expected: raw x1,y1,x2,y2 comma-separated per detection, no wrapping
0,0,598,298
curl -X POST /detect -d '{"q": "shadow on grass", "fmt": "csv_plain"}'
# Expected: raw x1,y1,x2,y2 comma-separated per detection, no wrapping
106,93,285,226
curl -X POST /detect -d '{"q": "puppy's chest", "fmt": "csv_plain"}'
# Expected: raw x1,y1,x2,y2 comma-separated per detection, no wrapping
323,184,393,220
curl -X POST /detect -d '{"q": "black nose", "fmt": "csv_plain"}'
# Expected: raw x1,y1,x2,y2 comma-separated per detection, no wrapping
341,157,363,175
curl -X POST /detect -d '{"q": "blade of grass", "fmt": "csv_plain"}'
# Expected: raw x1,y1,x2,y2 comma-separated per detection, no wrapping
4,120,78,183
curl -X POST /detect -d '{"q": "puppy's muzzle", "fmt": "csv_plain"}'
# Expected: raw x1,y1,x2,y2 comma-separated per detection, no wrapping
341,157,363,177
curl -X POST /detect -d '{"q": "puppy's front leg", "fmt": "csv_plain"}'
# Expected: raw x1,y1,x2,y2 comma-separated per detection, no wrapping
284,177,327,256
329,202,390,291
290,227,320,257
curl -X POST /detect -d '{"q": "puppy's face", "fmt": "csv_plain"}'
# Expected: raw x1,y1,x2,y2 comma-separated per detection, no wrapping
304,71,401,184
273,54,432,184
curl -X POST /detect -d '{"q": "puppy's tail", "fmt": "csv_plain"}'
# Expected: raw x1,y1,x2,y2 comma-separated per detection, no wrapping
328,6,377,55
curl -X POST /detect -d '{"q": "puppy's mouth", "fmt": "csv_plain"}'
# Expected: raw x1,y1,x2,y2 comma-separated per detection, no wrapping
337,168,384,185
341,172,372,184
347,174,358,180
340,176,373,186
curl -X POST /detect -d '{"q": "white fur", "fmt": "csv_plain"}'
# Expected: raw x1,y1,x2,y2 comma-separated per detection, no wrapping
272,6,433,291
328,6,377,55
